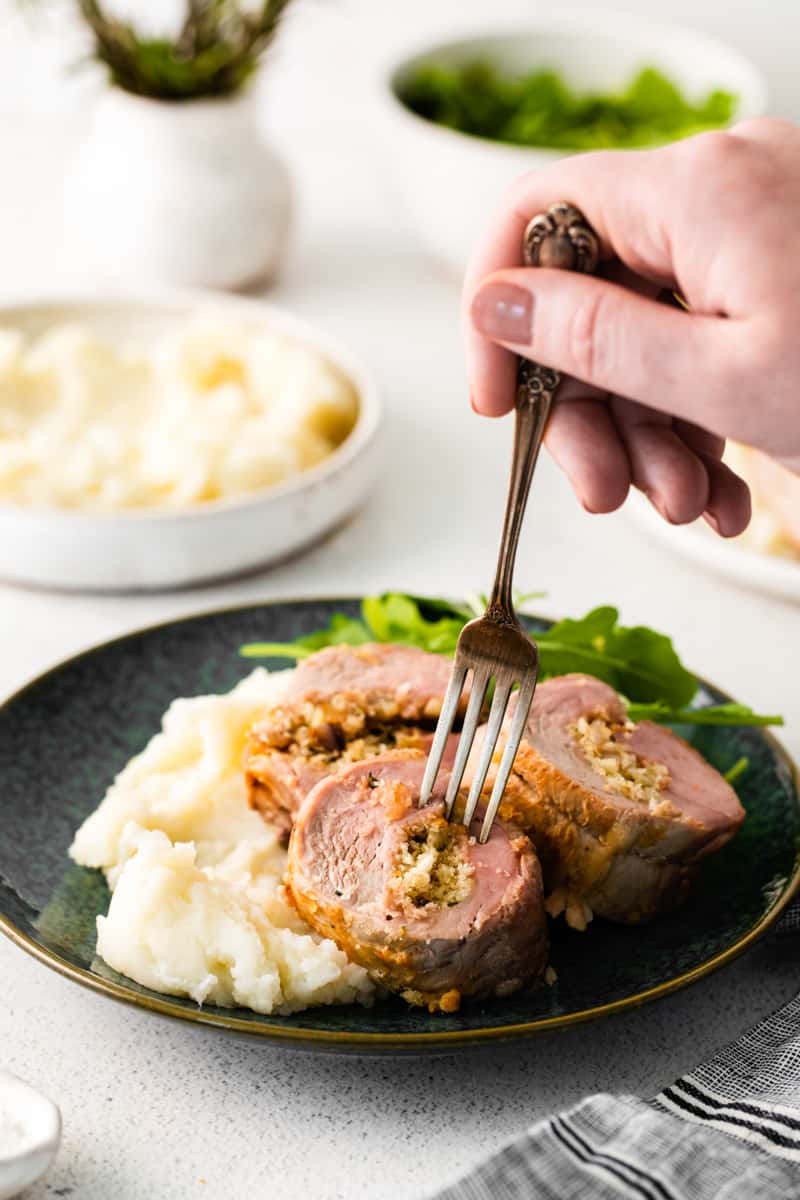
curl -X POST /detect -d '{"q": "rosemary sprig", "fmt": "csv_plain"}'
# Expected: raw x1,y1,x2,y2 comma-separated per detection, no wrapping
78,0,294,100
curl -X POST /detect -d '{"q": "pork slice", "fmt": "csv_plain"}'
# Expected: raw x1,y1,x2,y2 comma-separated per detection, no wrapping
246,729,459,842
286,752,548,1012
246,643,464,839
266,643,465,740
246,750,327,841
467,673,744,927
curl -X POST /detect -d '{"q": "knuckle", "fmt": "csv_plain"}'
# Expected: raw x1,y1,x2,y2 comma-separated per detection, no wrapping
681,128,781,216
685,126,785,193
733,115,795,143
685,129,745,177
564,288,615,383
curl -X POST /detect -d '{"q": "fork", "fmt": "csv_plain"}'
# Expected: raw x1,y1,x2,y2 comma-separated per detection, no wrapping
418,202,600,843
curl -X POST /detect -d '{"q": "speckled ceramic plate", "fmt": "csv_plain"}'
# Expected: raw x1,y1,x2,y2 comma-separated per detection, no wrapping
627,493,800,604
2,598,799,1053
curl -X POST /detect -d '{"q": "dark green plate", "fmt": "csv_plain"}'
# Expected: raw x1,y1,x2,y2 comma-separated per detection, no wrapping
2,598,799,1053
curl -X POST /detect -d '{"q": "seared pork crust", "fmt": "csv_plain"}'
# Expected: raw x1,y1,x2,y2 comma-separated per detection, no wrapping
286,753,548,1012
469,674,744,928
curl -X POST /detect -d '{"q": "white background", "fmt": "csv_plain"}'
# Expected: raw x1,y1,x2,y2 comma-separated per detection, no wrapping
1,2,799,1198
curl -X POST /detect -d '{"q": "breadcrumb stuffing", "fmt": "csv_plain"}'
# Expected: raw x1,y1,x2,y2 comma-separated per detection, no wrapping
400,987,462,1013
545,886,593,931
571,715,669,808
253,695,430,768
392,819,474,908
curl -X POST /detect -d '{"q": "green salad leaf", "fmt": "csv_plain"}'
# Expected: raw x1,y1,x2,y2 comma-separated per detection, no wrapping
625,702,781,727
239,593,782,729
534,606,695,707
398,63,737,150
240,613,371,660
724,757,750,785
361,594,464,652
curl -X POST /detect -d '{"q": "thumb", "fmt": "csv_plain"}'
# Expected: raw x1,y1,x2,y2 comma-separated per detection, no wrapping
469,268,733,429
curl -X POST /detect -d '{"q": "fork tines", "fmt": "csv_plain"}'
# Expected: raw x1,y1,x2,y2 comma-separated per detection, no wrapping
418,652,537,844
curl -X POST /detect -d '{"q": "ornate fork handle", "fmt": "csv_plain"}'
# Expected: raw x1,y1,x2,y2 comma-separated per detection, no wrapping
418,204,602,831
487,203,600,620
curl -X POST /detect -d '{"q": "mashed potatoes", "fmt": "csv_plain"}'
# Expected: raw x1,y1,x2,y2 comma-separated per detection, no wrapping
0,317,358,510
69,668,374,1015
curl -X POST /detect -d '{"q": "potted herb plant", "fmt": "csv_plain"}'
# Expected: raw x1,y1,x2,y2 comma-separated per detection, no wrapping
65,0,294,289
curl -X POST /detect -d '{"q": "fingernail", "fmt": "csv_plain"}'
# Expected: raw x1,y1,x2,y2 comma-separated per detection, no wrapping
704,509,740,538
471,283,533,342
649,492,674,523
469,391,479,413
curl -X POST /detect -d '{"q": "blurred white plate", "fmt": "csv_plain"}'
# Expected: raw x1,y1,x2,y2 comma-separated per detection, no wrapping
627,493,800,603
0,291,382,593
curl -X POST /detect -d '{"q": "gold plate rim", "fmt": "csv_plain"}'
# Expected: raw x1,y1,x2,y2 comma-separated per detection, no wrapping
2,595,799,1050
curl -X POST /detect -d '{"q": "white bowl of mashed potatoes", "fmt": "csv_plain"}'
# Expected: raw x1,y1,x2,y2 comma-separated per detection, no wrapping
0,293,381,591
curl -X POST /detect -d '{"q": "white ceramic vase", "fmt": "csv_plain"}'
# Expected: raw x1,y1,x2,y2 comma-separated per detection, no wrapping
65,87,291,290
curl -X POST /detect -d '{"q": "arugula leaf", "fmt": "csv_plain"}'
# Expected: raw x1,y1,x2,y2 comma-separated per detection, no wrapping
240,613,371,659
405,594,477,621
361,593,466,654
239,595,465,660
515,590,548,609
238,593,782,728
724,757,750,785
399,63,737,151
626,701,783,727
536,607,696,707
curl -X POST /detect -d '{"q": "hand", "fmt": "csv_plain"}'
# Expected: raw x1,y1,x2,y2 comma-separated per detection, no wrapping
463,118,800,536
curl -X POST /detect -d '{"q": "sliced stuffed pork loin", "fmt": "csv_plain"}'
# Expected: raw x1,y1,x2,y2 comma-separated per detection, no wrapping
468,674,744,929
286,752,548,1012
245,644,461,840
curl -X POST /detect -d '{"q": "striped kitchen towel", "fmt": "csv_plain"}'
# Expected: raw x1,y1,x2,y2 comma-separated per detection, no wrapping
429,905,800,1200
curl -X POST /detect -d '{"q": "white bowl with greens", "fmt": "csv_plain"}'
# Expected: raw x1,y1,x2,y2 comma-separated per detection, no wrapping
378,17,767,275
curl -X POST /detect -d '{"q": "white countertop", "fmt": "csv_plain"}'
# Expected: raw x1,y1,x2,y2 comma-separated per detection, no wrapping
1,2,799,1197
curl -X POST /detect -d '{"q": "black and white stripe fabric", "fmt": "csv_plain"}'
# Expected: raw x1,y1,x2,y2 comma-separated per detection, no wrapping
429,905,800,1200
655,996,800,1162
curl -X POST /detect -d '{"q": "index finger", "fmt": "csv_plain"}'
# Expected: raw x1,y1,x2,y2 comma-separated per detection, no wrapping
461,148,679,417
